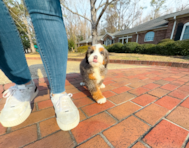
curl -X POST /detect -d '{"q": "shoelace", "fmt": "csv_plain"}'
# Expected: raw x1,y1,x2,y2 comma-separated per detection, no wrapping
3,85,26,107
54,93,73,113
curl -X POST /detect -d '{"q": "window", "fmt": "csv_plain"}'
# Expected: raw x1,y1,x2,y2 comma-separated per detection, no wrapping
104,38,112,46
119,36,132,44
174,23,184,41
128,38,132,42
180,22,189,40
144,31,155,42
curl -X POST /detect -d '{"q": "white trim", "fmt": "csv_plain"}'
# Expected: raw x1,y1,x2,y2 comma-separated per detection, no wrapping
101,33,115,40
136,32,138,43
180,22,189,40
104,38,112,46
170,16,176,39
119,36,132,44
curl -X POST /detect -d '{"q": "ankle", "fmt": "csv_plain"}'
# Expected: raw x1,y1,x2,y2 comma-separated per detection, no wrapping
52,91,66,97
25,81,32,86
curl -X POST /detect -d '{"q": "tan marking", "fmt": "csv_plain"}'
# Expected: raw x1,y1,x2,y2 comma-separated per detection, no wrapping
88,73,96,80
103,60,106,65
91,87,104,101
99,47,104,52
91,46,95,50
101,76,104,79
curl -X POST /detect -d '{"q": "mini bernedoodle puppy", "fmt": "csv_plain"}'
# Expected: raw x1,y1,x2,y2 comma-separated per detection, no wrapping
80,44,109,104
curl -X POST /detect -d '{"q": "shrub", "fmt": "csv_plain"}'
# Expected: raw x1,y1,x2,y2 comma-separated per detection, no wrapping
104,44,114,50
68,39,75,50
175,39,189,56
158,38,174,44
122,42,139,53
108,42,123,53
135,44,156,54
77,45,90,53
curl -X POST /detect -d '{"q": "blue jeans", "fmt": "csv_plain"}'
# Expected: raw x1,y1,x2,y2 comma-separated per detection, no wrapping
0,0,68,94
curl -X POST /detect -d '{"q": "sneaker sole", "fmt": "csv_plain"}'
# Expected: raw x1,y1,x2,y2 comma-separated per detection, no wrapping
57,115,80,131
0,88,39,127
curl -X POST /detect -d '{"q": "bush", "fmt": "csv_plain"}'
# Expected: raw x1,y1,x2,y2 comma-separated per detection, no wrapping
122,42,139,53
77,45,90,53
108,42,123,53
175,39,189,56
135,44,156,54
68,39,75,50
103,44,114,50
158,38,174,44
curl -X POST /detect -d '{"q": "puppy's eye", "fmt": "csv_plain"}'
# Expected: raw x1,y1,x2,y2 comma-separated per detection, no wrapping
90,51,94,54
100,51,104,55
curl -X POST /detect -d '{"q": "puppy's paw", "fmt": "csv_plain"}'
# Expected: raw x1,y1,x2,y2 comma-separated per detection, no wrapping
80,82,85,86
100,83,105,88
97,97,106,104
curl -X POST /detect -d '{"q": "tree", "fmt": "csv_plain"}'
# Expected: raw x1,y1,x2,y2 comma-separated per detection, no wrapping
150,0,167,19
174,0,189,11
4,0,36,52
103,0,142,31
61,0,118,44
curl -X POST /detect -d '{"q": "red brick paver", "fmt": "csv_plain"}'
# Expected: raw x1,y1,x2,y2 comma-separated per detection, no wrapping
24,131,75,148
143,83,160,90
72,112,116,143
135,103,168,125
180,97,189,109
77,135,110,148
132,94,157,106
132,142,147,148
81,101,115,117
155,96,180,110
167,106,189,130
129,87,149,96
144,120,188,148
148,88,170,98
0,125,37,148
108,101,141,120
108,92,135,104
1,67,189,147
112,86,131,94
103,116,150,148
168,89,189,100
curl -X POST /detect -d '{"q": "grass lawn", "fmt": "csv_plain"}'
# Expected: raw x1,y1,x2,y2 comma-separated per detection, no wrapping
68,52,189,63
26,52,189,63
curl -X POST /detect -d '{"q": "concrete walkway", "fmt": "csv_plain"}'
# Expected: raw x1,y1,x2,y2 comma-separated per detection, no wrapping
1,66,189,147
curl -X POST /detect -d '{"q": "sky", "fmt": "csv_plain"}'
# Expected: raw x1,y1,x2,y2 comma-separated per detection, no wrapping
141,0,189,17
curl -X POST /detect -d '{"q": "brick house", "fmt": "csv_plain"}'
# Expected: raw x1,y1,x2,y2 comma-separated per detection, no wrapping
78,9,189,46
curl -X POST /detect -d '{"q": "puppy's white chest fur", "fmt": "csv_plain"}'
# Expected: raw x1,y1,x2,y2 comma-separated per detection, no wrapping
93,67,101,84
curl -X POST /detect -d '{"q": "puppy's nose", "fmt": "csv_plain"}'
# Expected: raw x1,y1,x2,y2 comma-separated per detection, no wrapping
94,55,98,59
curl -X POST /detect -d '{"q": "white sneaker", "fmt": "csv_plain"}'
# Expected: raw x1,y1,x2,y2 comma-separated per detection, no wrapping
51,93,80,131
0,81,38,127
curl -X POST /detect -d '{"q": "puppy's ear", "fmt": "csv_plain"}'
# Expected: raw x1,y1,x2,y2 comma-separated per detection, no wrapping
103,49,109,68
85,46,91,64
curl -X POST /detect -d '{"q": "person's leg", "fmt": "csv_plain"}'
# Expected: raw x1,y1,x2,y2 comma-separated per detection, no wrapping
24,0,79,131
24,0,68,94
0,0,38,127
0,0,31,85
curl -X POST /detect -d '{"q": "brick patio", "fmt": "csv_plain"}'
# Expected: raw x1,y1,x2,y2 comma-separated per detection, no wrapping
1,67,189,147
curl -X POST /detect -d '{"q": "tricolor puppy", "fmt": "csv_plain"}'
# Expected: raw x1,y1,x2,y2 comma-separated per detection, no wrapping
80,44,109,104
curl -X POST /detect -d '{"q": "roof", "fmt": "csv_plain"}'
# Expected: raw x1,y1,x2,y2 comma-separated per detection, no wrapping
115,9,189,36
165,8,189,19
78,9,189,43
114,15,168,36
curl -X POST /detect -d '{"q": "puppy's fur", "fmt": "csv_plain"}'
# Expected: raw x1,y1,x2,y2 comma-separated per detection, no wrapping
80,44,109,104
